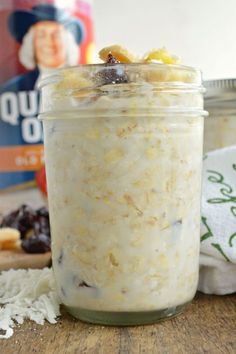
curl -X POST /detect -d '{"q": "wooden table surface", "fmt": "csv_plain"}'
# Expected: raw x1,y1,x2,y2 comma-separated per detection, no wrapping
1,292,235,354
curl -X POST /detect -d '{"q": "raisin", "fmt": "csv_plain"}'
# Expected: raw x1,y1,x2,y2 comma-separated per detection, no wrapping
95,56,129,86
37,207,49,218
72,275,93,289
97,67,129,86
78,281,92,288
34,207,50,237
34,216,50,237
106,53,120,64
33,221,41,236
0,208,19,230
57,250,64,265
21,233,51,253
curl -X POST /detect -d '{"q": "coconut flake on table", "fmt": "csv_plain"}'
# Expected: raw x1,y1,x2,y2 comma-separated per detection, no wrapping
0,267,61,339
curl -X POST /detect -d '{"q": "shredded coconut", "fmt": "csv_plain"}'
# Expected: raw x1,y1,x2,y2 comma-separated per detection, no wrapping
0,268,61,339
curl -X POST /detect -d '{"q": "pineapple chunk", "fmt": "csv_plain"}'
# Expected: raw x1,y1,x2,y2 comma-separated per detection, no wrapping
99,45,138,63
143,47,181,64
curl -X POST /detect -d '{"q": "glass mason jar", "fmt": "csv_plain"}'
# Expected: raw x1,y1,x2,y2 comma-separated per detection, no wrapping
204,78,236,153
39,63,207,325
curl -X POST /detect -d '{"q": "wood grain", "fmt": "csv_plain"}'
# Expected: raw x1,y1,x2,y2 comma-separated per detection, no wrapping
1,292,235,354
0,250,51,271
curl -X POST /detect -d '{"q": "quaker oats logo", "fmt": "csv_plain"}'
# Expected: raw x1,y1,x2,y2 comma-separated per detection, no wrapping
8,3,84,72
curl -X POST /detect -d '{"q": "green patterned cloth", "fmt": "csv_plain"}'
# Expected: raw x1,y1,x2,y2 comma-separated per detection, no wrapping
198,146,236,294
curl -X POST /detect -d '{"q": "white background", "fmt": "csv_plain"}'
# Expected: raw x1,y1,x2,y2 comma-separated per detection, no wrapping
93,0,236,79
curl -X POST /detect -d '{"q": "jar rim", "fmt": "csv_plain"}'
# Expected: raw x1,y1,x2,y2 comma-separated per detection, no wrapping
39,62,207,119
38,62,203,90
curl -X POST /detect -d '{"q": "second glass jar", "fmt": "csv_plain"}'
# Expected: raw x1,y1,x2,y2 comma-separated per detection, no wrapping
204,78,236,152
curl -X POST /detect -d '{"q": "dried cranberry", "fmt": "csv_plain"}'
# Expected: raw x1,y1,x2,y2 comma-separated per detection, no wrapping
21,233,51,254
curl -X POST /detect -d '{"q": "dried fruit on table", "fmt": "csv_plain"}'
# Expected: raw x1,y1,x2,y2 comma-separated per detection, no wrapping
21,234,51,254
1,205,36,238
1,205,51,253
0,228,20,250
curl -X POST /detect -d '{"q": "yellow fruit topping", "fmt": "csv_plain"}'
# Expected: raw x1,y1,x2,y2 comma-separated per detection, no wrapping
99,45,138,63
142,47,181,65
0,227,20,250
55,69,93,91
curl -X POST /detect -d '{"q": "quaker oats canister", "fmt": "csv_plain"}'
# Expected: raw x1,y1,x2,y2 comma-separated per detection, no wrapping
204,78,236,153
0,0,94,210
39,63,207,325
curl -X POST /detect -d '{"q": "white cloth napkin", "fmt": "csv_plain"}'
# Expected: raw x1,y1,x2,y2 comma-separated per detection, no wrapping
198,145,236,294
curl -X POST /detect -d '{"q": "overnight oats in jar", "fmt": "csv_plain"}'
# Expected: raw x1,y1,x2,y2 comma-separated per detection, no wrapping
39,46,207,325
